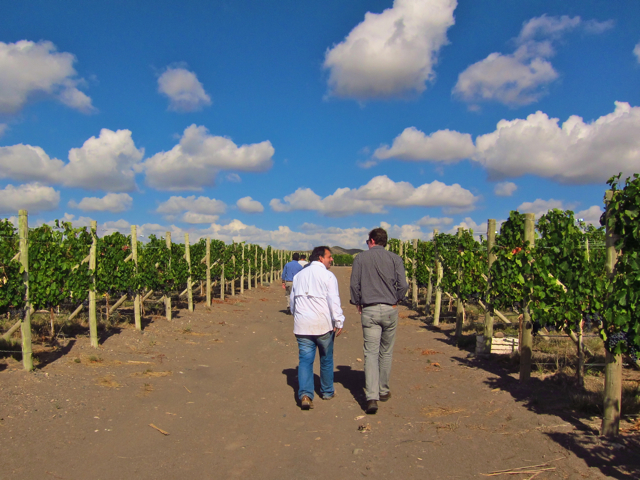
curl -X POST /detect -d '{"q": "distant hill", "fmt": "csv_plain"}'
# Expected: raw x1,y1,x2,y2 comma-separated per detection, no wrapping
331,246,363,256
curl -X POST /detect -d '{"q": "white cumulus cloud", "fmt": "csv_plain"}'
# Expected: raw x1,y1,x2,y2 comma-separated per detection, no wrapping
68,193,133,213
634,41,640,63
474,102,640,184
156,195,227,224
517,198,573,218
0,183,60,214
494,182,517,197
0,129,144,191
157,67,212,112
270,175,478,217
575,205,603,226
143,125,274,191
416,215,453,227
372,127,474,164
237,196,264,213
454,15,612,106
323,0,456,100
0,40,95,114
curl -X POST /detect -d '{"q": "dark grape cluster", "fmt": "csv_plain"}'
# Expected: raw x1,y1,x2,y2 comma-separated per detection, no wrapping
582,312,603,330
607,331,638,360
532,320,543,336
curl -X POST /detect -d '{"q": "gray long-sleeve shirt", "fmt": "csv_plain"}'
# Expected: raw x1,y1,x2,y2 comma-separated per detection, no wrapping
350,245,408,306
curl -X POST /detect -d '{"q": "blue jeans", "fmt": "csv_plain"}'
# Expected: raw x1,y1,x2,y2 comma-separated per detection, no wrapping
361,304,398,401
295,331,335,400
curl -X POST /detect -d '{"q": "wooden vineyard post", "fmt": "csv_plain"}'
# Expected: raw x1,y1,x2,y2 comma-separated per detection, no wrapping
280,250,283,280
89,220,98,347
270,248,274,284
411,239,418,310
254,246,258,288
220,261,225,301
247,244,252,291
206,238,211,307
165,232,172,321
602,190,622,437
132,225,141,330
260,251,264,286
240,244,245,295
185,233,193,311
455,227,464,339
519,213,535,382
433,229,442,326
482,219,496,354
18,210,33,371
231,254,236,296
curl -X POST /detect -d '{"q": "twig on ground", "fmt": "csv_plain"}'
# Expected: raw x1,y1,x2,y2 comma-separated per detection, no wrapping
149,423,169,435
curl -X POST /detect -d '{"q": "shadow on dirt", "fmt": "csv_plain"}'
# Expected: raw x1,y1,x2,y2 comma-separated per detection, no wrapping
334,365,366,410
451,353,640,479
34,339,76,369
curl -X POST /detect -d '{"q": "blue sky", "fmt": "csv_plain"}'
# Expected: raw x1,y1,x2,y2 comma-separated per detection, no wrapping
1,0,639,248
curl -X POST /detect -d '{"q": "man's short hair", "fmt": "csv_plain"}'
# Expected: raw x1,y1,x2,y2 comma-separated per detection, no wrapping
309,246,330,262
292,252,300,261
300,255,307,260
369,227,388,247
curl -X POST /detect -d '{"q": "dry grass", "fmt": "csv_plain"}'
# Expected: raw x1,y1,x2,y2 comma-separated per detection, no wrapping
97,376,120,388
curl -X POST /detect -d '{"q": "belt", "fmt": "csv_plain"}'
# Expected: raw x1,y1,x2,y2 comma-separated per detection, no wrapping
362,302,394,308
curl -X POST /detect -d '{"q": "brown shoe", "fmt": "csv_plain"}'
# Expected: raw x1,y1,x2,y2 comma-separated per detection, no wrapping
301,395,314,410
365,400,378,414
322,392,337,400
379,392,391,402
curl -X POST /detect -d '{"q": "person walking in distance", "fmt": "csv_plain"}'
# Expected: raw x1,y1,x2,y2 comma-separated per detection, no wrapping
350,228,407,414
282,253,303,315
298,254,308,267
290,246,345,410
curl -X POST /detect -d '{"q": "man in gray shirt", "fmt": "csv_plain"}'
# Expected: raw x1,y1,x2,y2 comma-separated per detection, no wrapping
350,227,408,414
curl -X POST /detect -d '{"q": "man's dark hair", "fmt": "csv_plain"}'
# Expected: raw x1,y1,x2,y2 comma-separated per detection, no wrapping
300,255,307,260
368,227,388,247
292,252,300,261
309,246,330,262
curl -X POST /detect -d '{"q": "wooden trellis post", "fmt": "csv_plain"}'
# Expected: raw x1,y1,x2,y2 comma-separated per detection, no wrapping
411,239,418,310
165,232,172,321
206,238,211,307
231,253,236,296
602,190,622,436
18,210,33,371
89,220,98,347
260,251,264,286
220,260,225,301
254,246,258,288
519,213,535,382
240,243,245,294
433,229,443,326
455,228,464,338
185,233,193,312
269,247,274,284
482,219,496,354
132,225,141,330
247,244,252,291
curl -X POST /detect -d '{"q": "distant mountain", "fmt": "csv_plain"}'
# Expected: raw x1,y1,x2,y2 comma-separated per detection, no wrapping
331,246,363,256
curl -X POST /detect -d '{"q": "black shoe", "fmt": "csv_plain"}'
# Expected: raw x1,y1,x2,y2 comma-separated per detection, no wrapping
365,400,378,414
379,392,391,402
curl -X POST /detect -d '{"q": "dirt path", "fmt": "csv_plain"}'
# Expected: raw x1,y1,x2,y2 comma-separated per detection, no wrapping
0,267,635,479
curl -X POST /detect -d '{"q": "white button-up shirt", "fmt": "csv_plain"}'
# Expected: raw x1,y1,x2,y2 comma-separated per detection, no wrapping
290,261,345,335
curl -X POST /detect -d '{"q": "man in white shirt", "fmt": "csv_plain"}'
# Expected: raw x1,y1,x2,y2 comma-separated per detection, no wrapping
290,246,345,410
298,254,309,267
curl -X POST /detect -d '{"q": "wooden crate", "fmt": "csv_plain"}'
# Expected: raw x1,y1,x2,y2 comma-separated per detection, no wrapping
476,335,519,355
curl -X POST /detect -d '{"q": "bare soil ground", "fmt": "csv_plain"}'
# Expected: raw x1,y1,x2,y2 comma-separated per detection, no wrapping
1,267,639,479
